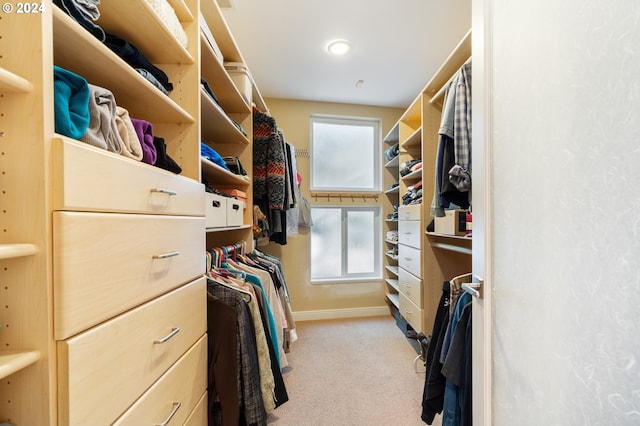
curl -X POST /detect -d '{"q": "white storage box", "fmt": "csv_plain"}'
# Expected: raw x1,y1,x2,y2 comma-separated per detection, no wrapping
226,199,244,227
399,204,421,221
224,62,253,105
434,209,466,236
205,193,227,228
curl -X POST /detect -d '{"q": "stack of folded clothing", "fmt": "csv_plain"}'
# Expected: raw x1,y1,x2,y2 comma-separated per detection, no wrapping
54,0,105,42
403,180,423,205
387,203,399,221
103,34,173,95
53,65,181,174
384,143,399,162
400,159,422,176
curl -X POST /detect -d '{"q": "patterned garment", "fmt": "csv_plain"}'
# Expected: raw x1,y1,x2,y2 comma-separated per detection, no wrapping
451,62,472,192
253,110,286,211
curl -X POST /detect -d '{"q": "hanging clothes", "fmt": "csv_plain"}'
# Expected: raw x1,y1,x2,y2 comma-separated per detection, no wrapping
207,280,266,426
421,281,451,424
206,244,294,426
421,273,473,426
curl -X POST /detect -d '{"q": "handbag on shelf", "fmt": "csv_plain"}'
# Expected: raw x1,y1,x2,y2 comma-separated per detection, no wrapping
223,156,247,176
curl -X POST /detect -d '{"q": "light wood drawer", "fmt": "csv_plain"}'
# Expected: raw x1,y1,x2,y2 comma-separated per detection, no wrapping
398,244,422,278
398,220,422,250
399,291,424,333
399,204,421,221
53,211,205,340
53,137,205,215
183,392,207,426
114,335,208,426
398,267,423,308
58,278,206,426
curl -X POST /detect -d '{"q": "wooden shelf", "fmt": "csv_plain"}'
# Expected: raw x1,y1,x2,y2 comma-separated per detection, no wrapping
385,239,398,245
427,232,472,241
383,123,400,145
386,293,400,309
385,155,399,168
206,224,252,233
167,0,194,22
424,30,472,100
385,279,399,292
0,243,38,259
401,127,421,149
385,265,399,276
96,0,194,65
0,67,33,93
427,232,472,255
401,169,422,181
0,351,40,380
200,89,250,144
200,32,251,114
385,186,400,194
53,7,194,125
201,157,251,186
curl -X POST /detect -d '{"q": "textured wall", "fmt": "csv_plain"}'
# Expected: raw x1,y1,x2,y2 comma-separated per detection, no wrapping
488,1,640,424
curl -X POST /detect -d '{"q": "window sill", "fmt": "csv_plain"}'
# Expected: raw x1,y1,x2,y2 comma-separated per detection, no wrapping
311,276,383,285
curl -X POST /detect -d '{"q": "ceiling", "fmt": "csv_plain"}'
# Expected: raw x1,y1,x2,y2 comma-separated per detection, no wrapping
220,0,471,109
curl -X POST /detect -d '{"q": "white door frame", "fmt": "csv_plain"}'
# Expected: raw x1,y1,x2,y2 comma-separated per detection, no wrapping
471,0,492,423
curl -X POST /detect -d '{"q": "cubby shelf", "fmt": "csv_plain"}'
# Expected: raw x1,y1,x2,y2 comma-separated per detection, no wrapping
200,89,250,145
96,0,195,64
201,157,251,186
53,7,195,125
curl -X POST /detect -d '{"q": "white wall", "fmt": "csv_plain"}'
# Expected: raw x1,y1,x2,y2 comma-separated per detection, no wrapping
488,1,640,424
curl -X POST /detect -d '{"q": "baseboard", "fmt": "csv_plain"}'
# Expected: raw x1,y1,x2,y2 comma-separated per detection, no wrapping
293,306,391,322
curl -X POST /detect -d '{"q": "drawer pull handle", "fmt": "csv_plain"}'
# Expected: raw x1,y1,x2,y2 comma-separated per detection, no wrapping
154,327,181,344
151,188,177,196
155,401,181,426
404,257,412,261
153,251,180,259
211,200,221,208
232,203,240,210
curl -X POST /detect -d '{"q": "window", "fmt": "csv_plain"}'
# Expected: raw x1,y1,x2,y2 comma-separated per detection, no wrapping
310,206,382,282
310,115,381,192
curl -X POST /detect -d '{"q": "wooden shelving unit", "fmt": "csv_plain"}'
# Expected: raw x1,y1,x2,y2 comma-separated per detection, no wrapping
383,30,473,336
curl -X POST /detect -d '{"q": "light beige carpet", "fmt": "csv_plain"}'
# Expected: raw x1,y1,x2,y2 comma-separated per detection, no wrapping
267,315,442,426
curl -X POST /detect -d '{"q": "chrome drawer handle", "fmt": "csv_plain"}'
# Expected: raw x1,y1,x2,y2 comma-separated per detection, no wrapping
154,327,180,344
153,251,180,259
404,257,412,261
155,401,181,426
151,188,177,196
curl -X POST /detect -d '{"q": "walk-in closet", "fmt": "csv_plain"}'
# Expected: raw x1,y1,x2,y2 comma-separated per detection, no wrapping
2,0,639,425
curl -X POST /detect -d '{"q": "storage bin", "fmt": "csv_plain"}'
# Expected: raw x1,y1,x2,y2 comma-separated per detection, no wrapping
205,193,227,228
434,209,466,235
399,204,421,221
224,62,253,105
226,198,244,227
218,188,247,204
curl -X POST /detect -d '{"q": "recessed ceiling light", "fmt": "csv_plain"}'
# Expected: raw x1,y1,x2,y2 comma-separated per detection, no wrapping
327,40,350,55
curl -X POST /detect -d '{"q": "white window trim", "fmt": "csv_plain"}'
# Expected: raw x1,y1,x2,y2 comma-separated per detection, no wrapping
310,205,383,284
309,114,382,193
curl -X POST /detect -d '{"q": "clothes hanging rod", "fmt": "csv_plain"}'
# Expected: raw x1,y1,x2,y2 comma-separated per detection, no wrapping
311,192,379,202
